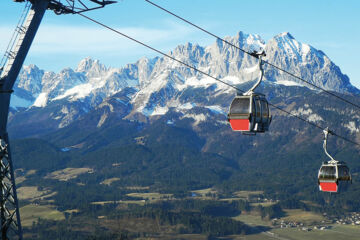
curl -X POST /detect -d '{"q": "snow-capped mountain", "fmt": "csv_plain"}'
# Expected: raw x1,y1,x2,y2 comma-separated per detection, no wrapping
9,31,358,133
264,32,356,92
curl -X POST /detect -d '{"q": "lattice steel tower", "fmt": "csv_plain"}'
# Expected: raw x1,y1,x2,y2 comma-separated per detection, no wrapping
0,1,115,239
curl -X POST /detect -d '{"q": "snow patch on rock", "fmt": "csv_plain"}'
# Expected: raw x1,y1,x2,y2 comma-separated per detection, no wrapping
205,105,226,115
97,112,108,128
291,107,323,123
344,121,359,133
177,102,196,111
181,113,207,126
276,80,303,87
32,92,48,107
53,83,94,101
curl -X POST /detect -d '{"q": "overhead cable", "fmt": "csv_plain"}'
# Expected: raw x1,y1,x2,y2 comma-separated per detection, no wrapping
144,0,360,112
77,13,360,146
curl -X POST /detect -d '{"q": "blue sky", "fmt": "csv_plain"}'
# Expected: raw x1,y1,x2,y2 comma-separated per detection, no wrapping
1,0,360,87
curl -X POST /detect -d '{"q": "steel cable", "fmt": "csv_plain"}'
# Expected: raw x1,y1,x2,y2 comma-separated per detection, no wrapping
77,13,360,146
145,0,360,112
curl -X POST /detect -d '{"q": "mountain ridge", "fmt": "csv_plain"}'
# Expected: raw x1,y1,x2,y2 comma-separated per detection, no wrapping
8,30,359,136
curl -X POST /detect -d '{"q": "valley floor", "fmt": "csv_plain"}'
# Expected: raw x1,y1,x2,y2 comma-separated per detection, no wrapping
16,183,360,239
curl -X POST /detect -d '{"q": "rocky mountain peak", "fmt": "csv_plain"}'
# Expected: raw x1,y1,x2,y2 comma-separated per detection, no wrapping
76,57,107,77
264,32,354,92
277,32,295,39
15,64,44,95
9,30,359,129
171,42,204,63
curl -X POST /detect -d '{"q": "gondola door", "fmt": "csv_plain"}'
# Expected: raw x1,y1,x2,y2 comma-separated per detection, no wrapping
318,164,338,192
228,96,252,132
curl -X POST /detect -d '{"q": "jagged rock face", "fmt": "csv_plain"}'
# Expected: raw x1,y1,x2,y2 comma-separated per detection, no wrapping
264,32,355,92
8,31,358,133
76,57,107,75
42,68,86,99
15,64,44,95
12,64,44,109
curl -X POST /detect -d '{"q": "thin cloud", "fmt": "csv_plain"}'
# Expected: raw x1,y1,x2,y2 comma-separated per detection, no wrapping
1,22,200,56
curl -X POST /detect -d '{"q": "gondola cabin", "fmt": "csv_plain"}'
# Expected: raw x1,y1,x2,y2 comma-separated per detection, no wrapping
318,161,351,193
228,93,271,133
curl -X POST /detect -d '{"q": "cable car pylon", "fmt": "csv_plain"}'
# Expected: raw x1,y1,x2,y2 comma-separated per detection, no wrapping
0,1,116,239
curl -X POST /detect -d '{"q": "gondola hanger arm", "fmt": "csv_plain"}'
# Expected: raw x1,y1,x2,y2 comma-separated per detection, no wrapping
244,50,266,96
323,127,337,163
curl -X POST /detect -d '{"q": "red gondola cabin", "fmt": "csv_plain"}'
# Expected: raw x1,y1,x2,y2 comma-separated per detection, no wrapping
228,93,271,133
318,161,351,193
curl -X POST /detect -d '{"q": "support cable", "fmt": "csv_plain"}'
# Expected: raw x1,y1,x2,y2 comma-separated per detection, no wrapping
77,13,360,147
78,13,237,91
144,0,360,112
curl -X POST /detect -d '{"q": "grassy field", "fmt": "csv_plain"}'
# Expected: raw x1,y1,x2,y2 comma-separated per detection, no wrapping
91,200,146,206
20,204,65,227
133,234,207,240
125,186,150,190
280,209,325,224
190,188,218,200
17,186,55,201
122,224,360,240
226,232,287,240
232,213,272,227
15,176,26,184
64,209,79,214
220,197,246,202
126,192,173,201
212,225,360,240
92,192,174,205
26,169,37,176
233,191,263,199
301,200,321,208
15,169,37,184
250,202,278,207
329,225,360,237
100,177,120,185
45,167,93,181
271,225,360,240
192,188,217,195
